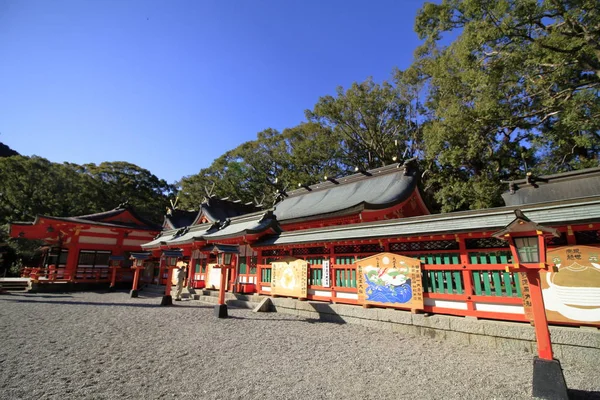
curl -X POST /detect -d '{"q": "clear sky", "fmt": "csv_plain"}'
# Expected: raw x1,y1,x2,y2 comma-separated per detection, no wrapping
0,0,430,184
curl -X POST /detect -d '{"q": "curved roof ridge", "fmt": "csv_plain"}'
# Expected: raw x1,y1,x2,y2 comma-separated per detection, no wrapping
273,163,418,223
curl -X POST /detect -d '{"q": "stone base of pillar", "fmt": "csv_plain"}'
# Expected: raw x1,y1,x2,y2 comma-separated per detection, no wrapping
214,304,228,318
532,357,569,400
130,289,139,298
161,295,173,306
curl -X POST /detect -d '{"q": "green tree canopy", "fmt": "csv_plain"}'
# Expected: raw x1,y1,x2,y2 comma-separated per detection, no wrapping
411,0,600,211
306,77,423,169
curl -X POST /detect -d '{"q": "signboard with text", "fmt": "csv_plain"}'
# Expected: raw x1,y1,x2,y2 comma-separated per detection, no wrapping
322,260,330,287
271,257,308,298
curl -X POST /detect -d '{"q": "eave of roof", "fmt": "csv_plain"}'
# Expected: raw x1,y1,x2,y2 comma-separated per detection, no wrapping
502,167,600,206
13,214,160,232
141,211,279,247
255,196,600,247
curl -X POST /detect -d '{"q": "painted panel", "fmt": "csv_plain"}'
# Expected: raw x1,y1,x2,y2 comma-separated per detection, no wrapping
335,292,358,300
424,298,468,310
544,246,600,324
473,302,525,314
271,257,308,298
356,252,424,310
79,236,117,245
309,289,333,298
205,263,222,289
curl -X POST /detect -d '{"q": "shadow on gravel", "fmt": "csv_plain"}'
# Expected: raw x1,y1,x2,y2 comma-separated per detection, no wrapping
0,298,213,309
2,293,74,298
305,317,345,325
226,315,312,322
569,389,600,400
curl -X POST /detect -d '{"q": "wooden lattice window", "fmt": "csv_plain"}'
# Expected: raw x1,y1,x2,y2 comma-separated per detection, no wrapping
334,244,385,254
464,237,509,249
261,249,288,257
390,240,459,252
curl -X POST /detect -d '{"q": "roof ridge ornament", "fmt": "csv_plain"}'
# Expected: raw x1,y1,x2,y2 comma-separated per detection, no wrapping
218,218,231,230
116,200,130,210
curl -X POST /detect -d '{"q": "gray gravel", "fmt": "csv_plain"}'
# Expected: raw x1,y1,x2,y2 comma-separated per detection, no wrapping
0,291,598,400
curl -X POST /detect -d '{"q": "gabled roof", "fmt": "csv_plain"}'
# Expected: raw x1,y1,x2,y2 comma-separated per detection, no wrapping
142,223,214,248
272,162,420,224
163,209,198,230
203,211,279,242
195,197,263,224
141,211,279,248
162,198,262,229
255,196,600,247
11,204,162,232
502,167,600,206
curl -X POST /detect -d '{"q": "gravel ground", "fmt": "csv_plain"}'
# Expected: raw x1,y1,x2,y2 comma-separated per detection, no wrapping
0,291,598,400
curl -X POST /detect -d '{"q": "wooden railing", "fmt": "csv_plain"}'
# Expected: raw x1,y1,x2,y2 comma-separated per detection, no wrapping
255,250,533,322
20,266,134,284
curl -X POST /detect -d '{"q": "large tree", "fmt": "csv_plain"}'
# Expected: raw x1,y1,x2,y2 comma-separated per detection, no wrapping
306,77,423,169
80,161,174,223
177,124,350,210
412,0,600,211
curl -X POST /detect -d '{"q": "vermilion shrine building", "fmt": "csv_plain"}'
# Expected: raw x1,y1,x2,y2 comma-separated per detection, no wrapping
10,203,160,286
10,162,600,328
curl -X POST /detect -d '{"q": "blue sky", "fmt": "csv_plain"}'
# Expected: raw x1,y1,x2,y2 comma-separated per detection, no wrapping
0,0,430,184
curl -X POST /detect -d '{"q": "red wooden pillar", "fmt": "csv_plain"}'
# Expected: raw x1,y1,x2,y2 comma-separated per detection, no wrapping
130,264,144,298
157,258,165,285
329,246,336,302
109,266,118,290
230,254,238,292
161,265,175,306
457,235,475,313
65,243,80,282
187,256,195,287
525,270,553,360
218,267,227,305
214,265,232,318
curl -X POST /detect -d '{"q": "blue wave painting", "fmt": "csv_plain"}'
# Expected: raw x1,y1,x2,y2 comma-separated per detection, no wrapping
365,275,412,304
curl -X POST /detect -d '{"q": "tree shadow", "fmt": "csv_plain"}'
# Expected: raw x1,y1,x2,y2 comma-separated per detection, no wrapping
569,389,600,400
1,293,74,299
0,298,212,309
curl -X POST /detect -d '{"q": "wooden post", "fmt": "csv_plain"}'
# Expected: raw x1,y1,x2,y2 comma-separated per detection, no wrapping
130,265,143,298
65,243,80,282
109,266,118,290
187,257,194,288
160,266,175,306
218,267,227,305
525,270,553,360
214,265,231,318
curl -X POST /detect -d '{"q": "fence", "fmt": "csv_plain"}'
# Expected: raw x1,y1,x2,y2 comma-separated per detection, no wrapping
254,248,534,323
20,266,134,284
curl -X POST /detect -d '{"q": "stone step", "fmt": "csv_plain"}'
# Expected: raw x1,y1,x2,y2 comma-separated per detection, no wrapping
0,278,30,292
192,291,267,309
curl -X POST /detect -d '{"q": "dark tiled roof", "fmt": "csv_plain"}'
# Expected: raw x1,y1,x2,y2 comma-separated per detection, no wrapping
502,167,600,206
13,204,162,231
67,205,161,230
141,211,279,248
256,196,600,247
273,162,418,223
164,209,198,229
198,197,262,223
